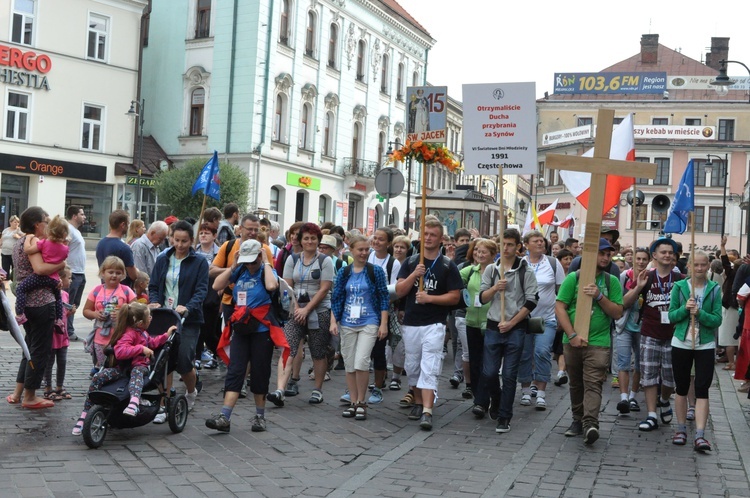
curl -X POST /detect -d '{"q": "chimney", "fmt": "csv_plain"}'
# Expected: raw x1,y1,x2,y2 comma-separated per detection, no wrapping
705,37,729,71
640,34,659,64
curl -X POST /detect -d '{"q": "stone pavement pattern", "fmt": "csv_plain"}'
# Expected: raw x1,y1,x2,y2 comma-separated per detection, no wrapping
0,253,748,497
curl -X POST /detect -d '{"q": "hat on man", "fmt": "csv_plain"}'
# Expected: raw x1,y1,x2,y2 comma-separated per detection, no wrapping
164,215,179,226
600,227,620,242
320,234,337,249
237,239,262,263
649,237,679,256
598,238,615,252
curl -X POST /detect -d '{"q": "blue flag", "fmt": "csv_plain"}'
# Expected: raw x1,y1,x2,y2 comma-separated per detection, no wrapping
663,160,695,234
192,151,221,200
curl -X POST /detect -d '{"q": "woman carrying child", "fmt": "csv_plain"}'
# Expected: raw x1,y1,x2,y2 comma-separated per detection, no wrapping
73,302,173,435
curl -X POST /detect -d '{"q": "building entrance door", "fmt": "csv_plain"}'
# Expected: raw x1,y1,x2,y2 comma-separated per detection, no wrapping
0,175,29,230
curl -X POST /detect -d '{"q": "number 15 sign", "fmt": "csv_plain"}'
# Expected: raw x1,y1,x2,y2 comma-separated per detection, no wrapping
406,86,447,143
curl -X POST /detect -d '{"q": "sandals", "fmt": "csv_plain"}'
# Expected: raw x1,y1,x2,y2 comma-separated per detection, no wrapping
722,363,735,371
658,400,673,424
694,437,712,452
672,431,687,445
686,406,696,421
638,416,659,431
72,417,85,436
123,401,139,417
44,391,63,402
399,390,415,408
342,404,357,418
55,389,72,400
354,402,367,420
6,394,20,404
309,390,324,404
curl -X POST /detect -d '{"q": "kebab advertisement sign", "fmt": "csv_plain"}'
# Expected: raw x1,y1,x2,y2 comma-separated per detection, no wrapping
462,82,537,175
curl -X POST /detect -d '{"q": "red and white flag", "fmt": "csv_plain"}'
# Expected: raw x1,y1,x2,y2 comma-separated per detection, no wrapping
536,199,558,227
553,212,575,228
559,113,635,215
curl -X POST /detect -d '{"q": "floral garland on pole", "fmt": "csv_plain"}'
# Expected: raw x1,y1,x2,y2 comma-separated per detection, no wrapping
387,141,463,172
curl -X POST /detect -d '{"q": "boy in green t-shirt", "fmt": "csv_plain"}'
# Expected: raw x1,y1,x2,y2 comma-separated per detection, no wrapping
555,238,623,445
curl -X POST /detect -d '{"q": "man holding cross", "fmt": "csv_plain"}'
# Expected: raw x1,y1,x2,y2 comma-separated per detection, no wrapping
556,238,623,444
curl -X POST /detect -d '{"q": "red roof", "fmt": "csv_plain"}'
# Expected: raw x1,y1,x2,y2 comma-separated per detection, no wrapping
377,0,431,38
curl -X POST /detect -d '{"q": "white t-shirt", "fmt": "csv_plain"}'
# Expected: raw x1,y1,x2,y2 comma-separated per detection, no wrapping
368,252,401,286
524,255,565,320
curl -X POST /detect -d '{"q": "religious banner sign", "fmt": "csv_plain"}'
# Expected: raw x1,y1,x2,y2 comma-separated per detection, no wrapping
405,86,447,143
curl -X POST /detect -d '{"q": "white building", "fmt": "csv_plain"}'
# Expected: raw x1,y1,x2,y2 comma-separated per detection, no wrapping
0,0,145,243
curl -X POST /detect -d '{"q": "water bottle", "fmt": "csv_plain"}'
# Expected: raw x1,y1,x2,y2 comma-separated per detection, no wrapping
281,290,291,312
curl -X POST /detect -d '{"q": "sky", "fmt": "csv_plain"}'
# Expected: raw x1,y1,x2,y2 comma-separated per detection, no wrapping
396,0,750,101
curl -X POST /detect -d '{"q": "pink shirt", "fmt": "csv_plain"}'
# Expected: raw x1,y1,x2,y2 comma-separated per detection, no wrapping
52,290,71,350
37,239,69,280
87,284,136,345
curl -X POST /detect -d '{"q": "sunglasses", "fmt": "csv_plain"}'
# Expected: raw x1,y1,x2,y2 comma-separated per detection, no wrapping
612,256,625,261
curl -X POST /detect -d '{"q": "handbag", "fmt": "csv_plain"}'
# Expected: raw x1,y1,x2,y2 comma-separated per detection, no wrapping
527,317,544,335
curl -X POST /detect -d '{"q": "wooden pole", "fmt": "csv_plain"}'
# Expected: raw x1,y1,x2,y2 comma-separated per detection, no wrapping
418,161,427,292
690,211,696,349
498,169,506,321
632,183,638,252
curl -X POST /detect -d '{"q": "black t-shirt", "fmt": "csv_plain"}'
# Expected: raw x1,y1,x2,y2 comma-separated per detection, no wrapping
398,255,462,326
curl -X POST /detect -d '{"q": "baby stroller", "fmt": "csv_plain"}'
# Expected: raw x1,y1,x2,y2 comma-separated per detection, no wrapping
81,309,188,449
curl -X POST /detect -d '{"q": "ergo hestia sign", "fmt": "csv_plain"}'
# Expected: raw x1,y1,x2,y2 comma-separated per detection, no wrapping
0,44,52,90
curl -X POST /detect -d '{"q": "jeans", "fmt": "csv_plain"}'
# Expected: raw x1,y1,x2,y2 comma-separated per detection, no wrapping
67,273,86,335
563,344,609,429
474,327,525,420
517,319,556,384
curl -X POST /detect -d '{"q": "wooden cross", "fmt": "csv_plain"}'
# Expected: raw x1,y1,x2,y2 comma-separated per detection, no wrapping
546,109,657,342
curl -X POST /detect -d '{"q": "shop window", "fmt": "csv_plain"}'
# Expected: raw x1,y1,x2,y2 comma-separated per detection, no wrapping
81,104,103,151
87,13,109,61
67,181,113,239
196,0,211,38
327,23,338,68
190,88,205,136
5,91,30,142
11,0,34,46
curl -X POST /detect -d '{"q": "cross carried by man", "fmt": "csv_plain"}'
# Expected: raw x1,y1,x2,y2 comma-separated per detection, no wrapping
547,109,657,342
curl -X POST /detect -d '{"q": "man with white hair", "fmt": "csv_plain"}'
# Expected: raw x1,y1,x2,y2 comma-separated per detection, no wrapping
132,221,169,277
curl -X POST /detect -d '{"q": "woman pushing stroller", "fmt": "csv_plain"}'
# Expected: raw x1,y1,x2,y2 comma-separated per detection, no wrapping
72,303,174,435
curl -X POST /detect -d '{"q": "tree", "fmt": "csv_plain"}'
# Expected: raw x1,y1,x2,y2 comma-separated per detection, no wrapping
154,157,249,219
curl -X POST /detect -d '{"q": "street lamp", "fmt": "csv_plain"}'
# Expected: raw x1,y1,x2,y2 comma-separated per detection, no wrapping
126,99,145,220
706,154,729,235
710,60,750,103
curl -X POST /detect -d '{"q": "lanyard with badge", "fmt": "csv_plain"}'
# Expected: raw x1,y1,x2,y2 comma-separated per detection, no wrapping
348,270,366,320
656,271,672,324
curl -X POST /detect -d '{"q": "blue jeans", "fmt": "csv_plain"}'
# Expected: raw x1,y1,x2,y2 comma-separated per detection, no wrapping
517,319,557,384
67,273,86,335
474,326,525,420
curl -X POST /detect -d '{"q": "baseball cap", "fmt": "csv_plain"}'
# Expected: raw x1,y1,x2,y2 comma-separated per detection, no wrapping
237,239,262,263
164,215,179,226
319,234,337,249
598,238,615,252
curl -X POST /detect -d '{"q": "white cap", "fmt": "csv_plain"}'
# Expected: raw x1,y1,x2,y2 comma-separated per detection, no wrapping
237,239,262,263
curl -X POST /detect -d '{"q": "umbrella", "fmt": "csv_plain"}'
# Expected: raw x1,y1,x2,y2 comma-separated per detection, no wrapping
0,288,30,362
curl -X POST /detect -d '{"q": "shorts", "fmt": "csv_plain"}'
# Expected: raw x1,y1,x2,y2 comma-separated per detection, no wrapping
176,323,200,375
285,309,332,360
402,323,445,392
718,307,739,347
615,331,641,373
639,335,674,388
340,324,378,372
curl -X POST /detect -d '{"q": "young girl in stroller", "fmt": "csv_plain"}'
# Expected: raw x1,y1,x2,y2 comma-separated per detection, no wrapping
73,303,174,435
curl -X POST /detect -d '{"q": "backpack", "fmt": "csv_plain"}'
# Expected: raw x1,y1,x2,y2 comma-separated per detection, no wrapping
291,252,329,274
221,239,239,299
341,262,377,286
217,221,236,243
260,273,289,325
335,257,346,272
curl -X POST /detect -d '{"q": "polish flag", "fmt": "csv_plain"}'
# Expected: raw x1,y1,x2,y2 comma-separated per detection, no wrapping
553,212,575,228
559,113,636,215
536,199,558,227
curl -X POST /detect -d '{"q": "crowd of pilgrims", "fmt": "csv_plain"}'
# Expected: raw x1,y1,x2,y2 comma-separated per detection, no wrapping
6,203,749,451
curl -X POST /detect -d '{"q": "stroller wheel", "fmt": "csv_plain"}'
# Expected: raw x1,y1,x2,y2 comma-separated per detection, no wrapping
168,395,189,433
82,405,109,449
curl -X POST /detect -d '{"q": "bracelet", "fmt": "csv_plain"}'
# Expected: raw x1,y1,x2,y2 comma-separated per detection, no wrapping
568,332,577,340
596,292,604,302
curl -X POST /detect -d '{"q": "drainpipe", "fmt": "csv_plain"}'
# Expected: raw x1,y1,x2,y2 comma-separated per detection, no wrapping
225,0,239,155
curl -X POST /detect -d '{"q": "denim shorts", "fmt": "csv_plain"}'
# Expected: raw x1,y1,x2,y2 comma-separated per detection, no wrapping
615,331,640,373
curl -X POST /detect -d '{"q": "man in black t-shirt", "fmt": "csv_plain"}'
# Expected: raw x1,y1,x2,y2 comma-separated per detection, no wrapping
396,219,462,431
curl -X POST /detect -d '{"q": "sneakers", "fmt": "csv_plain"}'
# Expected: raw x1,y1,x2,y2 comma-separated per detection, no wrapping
449,374,462,388
535,396,547,411
194,359,202,371
471,404,486,419
186,390,197,412
462,386,473,399
583,426,600,445
266,389,285,407
68,333,79,342
495,418,510,433
658,399,673,424
520,394,532,406
554,371,568,386
205,413,231,432
488,397,499,421
239,380,248,399
285,379,299,397
368,387,383,404
200,349,214,363
251,414,266,432
564,420,583,437
389,378,401,391
153,407,167,424
408,404,423,420
340,390,351,403
629,398,641,412
616,399,631,414
419,412,433,431
334,357,345,370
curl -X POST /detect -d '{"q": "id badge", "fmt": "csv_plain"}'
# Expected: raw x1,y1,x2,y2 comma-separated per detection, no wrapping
237,291,247,307
166,297,175,309
350,305,362,319
661,311,670,324
474,294,483,308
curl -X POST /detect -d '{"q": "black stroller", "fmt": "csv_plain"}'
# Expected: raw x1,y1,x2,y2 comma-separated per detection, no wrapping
81,309,189,449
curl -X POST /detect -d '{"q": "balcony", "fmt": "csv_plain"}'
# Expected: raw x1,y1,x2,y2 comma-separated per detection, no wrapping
339,158,380,178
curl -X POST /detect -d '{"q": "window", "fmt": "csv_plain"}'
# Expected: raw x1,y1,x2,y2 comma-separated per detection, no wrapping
322,111,335,157
190,88,205,136
635,157,650,185
613,117,623,125
81,104,103,151
690,206,705,232
396,63,404,100
630,202,648,230
708,207,724,233
279,0,291,45
380,54,389,94
652,118,668,125
318,196,327,225
87,14,109,61
577,117,593,127
270,187,280,212
299,103,312,150
305,11,315,57
273,94,288,143
196,0,211,38
719,119,735,141
5,91,29,141
653,158,669,185
378,132,385,165
685,118,701,126
352,122,362,160
356,40,366,81
11,0,34,46
327,24,338,68
412,71,419,86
